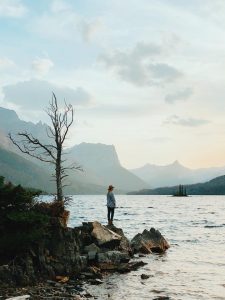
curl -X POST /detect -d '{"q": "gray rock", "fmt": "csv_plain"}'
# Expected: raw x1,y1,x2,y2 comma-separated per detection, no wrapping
88,278,103,285
84,243,101,254
97,251,130,264
131,228,170,254
88,251,97,261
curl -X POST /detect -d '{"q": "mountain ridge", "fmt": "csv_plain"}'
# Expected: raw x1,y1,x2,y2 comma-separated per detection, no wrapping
130,160,225,188
0,107,147,193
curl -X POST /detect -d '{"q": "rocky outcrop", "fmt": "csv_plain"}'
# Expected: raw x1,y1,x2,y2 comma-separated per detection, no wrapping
0,221,169,287
131,228,170,254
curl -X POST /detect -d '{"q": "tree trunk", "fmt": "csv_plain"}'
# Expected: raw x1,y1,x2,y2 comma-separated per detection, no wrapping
56,146,63,202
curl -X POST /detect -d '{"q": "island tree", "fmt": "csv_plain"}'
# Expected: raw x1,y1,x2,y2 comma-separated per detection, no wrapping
9,93,81,203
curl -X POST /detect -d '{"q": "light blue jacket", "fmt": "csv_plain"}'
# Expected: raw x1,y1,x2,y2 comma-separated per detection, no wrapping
107,191,116,208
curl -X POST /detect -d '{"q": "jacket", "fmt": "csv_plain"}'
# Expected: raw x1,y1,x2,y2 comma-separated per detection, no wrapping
107,191,116,208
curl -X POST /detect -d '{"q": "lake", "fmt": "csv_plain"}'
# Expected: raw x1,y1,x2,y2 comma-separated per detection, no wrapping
67,195,225,300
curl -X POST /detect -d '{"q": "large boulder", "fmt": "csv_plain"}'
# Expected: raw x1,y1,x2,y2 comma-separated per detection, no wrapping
106,224,133,255
90,221,122,248
131,228,170,254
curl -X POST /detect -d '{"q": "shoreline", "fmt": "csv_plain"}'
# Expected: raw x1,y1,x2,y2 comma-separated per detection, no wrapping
0,221,169,299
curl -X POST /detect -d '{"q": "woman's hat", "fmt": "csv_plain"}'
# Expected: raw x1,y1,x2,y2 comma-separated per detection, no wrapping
108,185,114,189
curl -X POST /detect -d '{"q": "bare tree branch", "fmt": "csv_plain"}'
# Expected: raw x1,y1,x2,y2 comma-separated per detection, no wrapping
8,93,82,203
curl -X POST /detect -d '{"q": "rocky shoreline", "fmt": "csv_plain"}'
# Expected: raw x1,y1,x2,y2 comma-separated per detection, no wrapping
0,221,169,299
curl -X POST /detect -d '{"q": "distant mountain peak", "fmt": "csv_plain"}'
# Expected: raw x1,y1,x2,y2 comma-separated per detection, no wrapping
78,142,115,148
0,107,19,122
137,160,183,170
69,142,121,168
171,160,181,166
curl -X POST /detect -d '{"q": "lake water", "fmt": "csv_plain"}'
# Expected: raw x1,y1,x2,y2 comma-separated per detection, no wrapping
68,195,225,300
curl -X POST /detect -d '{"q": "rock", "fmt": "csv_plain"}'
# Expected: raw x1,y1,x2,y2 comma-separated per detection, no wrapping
141,274,150,280
128,261,147,271
131,228,170,254
83,292,93,298
97,251,130,264
73,296,82,300
153,297,170,300
84,243,101,254
87,251,97,261
88,278,103,285
55,276,69,283
0,221,169,287
80,266,103,280
90,221,122,248
46,280,56,285
80,272,96,279
106,225,132,254
0,265,12,284
6,296,30,300
139,254,146,258
98,260,147,273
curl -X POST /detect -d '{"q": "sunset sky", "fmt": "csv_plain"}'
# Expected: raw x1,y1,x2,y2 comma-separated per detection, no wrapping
1,0,225,169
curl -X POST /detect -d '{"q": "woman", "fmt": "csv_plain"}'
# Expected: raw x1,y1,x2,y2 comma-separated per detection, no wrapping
107,185,116,225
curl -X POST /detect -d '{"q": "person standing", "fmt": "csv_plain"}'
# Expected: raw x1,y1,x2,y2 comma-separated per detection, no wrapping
107,185,116,225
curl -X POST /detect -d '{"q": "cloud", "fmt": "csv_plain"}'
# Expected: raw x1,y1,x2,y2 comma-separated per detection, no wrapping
165,88,193,104
79,19,102,43
32,58,54,76
50,0,70,13
0,0,27,18
32,0,101,43
148,63,182,81
164,115,211,127
32,1,78,40
0,57,15,69
99,42,182,86
2,79,92,110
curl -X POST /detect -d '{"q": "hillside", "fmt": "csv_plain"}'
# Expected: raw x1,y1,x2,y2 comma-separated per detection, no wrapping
128,175,225,195
0,146,54,192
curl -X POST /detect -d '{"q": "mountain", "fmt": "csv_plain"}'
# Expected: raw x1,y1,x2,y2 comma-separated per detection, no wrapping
0,107,48,143
0,108,110,194
0,107,147,193
130,160,225,188
128,174,225,195
0,146,54,192
0,145,108,194
68,143,148,192
0,129,13,150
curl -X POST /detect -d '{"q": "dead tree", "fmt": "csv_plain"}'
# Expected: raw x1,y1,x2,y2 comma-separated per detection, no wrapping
9,93,81,203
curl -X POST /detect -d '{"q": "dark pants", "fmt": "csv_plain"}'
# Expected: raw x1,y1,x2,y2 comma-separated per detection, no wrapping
107,207,115,222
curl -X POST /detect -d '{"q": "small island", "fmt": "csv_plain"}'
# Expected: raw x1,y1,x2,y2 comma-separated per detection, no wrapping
173,184,188,197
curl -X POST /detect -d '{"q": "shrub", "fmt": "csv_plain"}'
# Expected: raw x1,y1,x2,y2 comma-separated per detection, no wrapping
0,181,50,261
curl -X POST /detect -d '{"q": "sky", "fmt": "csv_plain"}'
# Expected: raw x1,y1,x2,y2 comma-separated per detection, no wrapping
1,0,225,169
